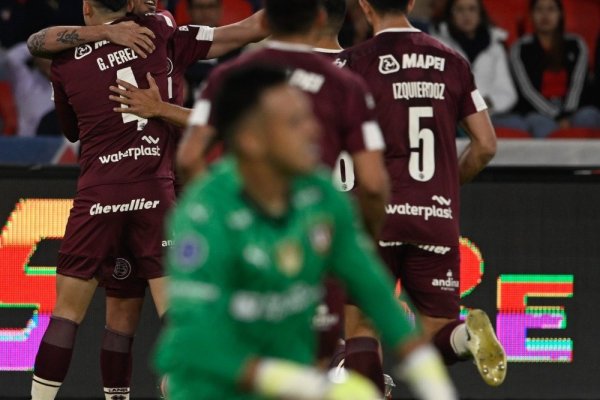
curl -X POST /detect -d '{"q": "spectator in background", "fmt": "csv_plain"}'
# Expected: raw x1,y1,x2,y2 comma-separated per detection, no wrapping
184,0,241,107
433,0,519,127
510,0,600,138
6,42,60,136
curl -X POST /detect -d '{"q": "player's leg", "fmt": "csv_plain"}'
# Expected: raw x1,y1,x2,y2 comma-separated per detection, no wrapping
101,261,146,400
343,305,385,394
404,244,507,386
342,244,407,396
148,276,168,318
31,274,98,400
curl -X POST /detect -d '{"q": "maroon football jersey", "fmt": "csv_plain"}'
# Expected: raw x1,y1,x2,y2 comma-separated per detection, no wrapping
338,28,487,246
51,14,177,191
188,41,384,191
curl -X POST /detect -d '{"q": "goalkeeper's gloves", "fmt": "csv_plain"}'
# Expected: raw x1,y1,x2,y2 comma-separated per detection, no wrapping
394,344,458,400
253,358,381,400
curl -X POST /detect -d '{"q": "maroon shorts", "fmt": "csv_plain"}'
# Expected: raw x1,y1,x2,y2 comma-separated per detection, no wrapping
315,277,346,359
378,244,460,319
58,179,175,298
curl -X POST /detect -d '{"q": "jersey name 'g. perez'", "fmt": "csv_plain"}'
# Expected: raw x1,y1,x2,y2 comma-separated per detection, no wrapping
97,48,139,71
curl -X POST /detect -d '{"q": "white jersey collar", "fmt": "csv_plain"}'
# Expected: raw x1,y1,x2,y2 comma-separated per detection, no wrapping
313,47,342,54
375,27,421,36
265,40,313,53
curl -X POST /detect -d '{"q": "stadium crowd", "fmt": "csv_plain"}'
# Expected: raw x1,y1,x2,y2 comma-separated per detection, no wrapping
0,0,593,399
0,0,599,139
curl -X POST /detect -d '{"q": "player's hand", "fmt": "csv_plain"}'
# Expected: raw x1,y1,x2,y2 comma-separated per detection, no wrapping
109,73,163,119
104,21,156,58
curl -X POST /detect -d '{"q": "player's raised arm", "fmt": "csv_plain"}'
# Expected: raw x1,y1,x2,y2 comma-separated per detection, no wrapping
208,10,269,59
27,22,156,59
458,111,497,185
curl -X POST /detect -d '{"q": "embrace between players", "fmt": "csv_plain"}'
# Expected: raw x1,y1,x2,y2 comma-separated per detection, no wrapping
27,0,502,399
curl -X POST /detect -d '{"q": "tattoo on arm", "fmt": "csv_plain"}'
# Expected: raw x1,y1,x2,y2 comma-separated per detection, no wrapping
56,30,83,46
27,28,49,57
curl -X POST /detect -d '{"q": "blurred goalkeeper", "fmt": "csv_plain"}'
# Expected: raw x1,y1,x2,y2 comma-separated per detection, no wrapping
154,64,457,400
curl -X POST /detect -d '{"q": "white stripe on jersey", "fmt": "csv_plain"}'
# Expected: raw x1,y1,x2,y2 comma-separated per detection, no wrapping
188,99,211,126
471,89,488,113
195,26,215,42
362,121,386,151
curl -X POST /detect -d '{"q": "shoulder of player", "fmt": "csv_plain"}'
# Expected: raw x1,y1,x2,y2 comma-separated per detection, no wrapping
134,12,177,35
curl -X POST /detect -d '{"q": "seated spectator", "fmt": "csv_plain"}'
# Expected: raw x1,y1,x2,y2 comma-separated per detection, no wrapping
432,0,519,128
6,42,60,137
510,0,600,138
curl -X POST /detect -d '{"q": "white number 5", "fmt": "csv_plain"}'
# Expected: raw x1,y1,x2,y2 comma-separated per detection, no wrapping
409,107,435,182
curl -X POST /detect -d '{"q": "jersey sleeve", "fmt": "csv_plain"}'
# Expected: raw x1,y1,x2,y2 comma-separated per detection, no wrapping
154,194,252,386
50,61,79,142
342,75,385,154
457,57,488,120
171,25,215,69
187,64,225,127
326,185,416,347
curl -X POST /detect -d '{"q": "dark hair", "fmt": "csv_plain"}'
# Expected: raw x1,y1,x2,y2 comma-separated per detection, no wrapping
444,0,492,31
94,0,128,12
322,0,347,33
213,65,288,145
264,0,320,35
529,0,565,34
529,0,566,69
365,0,410,14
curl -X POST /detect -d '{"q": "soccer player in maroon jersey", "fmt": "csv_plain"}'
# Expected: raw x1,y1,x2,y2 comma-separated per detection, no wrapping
26,2,266,397
29,1,178,399
109,0,392,389
337,0,504,389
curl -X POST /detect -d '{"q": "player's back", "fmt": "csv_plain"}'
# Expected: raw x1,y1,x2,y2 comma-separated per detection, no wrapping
339,29,487,246
202,42,381,169
51,13,176,190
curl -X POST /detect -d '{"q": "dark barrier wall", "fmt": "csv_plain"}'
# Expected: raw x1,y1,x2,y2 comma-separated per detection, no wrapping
1,166,599,399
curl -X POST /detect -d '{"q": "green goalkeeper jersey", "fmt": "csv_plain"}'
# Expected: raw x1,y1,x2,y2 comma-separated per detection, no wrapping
154,158,415,399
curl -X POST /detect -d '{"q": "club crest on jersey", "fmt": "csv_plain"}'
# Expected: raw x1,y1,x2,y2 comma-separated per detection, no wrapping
378,54,400,74
309,223,332,254
74,44,92,60
113,258,132,280
276,240,303,277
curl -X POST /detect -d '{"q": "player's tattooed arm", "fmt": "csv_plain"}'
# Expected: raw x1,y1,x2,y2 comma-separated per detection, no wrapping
27,23,156,59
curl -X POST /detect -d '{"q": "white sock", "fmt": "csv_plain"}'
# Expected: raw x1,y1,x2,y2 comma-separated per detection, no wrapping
104,387,130,400
31,375,61,400
449,323,470,357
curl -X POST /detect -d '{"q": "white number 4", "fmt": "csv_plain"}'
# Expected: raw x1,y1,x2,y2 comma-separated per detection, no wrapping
117,67,148,131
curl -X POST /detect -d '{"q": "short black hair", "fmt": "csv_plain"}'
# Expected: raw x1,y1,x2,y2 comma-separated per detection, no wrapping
93,0,128,12
322,0,347,33
213,64,289,146
366,0,410,14
264,0,321,35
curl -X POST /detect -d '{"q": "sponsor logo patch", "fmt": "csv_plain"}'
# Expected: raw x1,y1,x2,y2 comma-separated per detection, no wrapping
174,234,207,271
378,54,400,74
432,269,459,292
75,44,92,60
